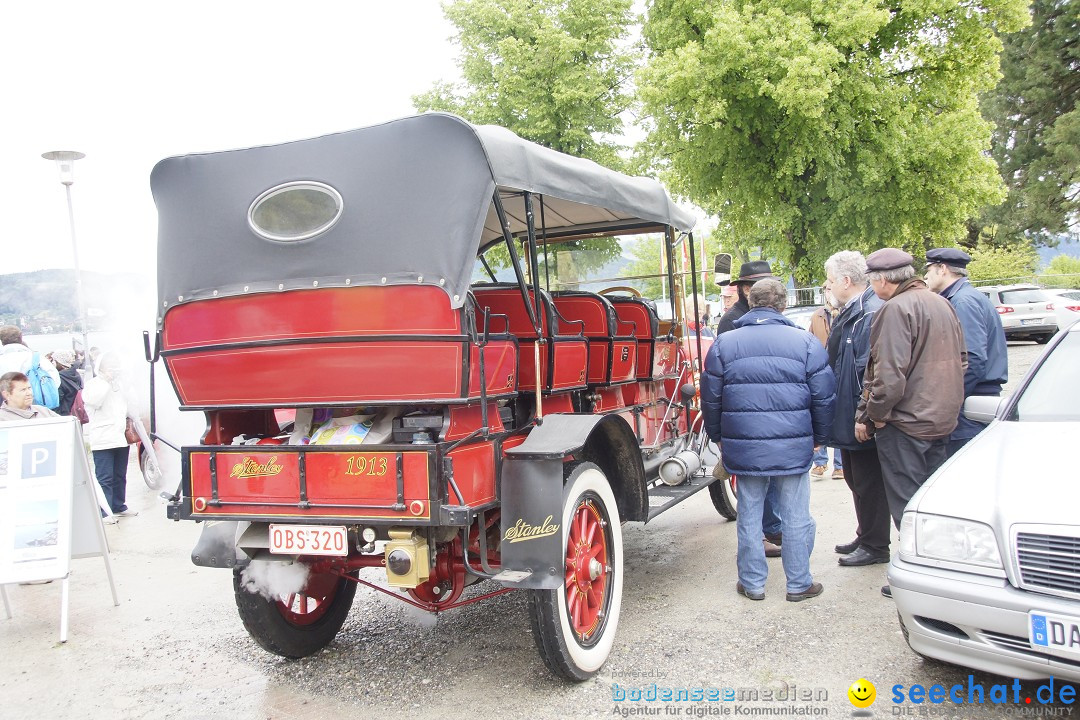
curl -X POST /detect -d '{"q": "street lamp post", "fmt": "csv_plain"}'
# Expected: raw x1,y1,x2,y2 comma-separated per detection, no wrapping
41,150,91,374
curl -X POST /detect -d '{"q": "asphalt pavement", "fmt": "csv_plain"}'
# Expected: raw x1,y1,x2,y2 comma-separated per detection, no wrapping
2,341,1071,720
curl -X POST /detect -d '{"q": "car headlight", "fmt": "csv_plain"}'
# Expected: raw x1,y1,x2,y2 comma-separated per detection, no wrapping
899,512,1003,573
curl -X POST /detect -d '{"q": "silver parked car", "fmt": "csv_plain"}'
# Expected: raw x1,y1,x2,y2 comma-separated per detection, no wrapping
889,322,1080,681
978,284,1058,343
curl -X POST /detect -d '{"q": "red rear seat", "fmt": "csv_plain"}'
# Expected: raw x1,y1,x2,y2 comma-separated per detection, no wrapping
608,296,679,380
471,284,588,392
551,292,638,385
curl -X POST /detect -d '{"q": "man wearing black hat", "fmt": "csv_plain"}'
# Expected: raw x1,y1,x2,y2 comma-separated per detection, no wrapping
716,261,776,334
924,248,1008,457
855,248,966,597
715,261,784,558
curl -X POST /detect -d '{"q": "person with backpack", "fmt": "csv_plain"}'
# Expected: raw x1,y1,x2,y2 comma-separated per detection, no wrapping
0,325,61,410
51,349,87,421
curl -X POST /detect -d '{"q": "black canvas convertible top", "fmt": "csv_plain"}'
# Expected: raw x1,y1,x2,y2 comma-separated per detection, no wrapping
151,113,695,317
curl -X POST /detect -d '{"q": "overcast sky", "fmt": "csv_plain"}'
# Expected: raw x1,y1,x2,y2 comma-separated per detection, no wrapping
1,1,459,276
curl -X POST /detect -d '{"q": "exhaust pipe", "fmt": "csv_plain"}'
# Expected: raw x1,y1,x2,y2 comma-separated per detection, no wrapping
658,450,702,486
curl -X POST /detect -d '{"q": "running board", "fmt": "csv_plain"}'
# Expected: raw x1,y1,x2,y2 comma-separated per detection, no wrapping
645,472,716,522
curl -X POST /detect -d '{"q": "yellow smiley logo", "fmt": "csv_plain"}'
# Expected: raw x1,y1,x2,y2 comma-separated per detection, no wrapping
848,678,876,708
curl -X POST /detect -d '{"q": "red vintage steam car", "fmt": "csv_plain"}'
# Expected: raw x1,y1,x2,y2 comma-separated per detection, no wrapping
148,113,735,680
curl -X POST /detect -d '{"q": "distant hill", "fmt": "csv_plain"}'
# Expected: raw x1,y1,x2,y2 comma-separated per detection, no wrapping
1037,235,1080,269
0,269,154,333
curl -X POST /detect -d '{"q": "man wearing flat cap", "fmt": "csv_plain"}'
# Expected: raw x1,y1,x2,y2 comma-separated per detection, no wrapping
855,248,966,597
924,247,1008,457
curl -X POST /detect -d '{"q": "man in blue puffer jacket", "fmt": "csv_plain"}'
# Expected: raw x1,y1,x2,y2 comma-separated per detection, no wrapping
702,279,837,602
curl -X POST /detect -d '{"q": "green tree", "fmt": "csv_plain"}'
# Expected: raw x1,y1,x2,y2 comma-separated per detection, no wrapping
980,0,1079,244
637,0,1029,286
1047,254,1080,275
413,0,637,169
967,242,1039,283
1043,254,1080,287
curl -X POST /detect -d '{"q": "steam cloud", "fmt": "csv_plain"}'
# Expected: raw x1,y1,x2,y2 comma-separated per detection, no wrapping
239,558,311,601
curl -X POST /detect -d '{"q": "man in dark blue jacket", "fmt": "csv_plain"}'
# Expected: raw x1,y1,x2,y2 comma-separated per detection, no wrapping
924,247,1008,456
716,261,784,558
702,279,837,602
823,251,891,567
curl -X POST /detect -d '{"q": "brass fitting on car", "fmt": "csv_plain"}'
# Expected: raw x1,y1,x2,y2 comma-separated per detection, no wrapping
384,529,431,588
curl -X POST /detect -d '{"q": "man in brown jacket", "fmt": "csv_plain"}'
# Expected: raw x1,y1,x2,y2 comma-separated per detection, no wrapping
855,249,966,596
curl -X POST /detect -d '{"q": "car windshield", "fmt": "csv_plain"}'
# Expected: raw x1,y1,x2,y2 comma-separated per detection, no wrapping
1010,331,1080,421
472,232,681,319
1000,288,1050,304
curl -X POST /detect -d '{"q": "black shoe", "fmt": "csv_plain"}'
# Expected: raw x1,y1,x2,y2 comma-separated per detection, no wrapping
838,547,890,567
835,538,860,555
737,582,765,601
786,582,824,602
881,585,892,598
764,532,782,546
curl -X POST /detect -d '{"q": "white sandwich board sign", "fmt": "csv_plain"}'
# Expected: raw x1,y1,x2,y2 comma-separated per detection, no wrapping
0,415,118,641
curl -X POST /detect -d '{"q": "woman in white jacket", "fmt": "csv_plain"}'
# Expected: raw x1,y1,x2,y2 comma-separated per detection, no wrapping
83,352,137,517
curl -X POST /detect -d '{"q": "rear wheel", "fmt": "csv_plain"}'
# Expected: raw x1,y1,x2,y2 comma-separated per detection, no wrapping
1035,333,1052,344
529,462,623,681
138,445,162,490
233,564,356,658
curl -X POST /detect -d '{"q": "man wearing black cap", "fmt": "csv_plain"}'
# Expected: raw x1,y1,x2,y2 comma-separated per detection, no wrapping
715,261,784,558
855,248,966,597
924,247,1008,457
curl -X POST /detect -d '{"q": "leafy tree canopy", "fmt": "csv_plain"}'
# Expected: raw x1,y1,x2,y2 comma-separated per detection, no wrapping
967,240,1040,282
981,0,1079,244
413,0,637,169
1047,254,1080,275
637,0,1030,285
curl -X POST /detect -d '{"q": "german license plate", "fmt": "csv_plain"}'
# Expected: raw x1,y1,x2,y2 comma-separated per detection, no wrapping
269,524,348,556
1029,611,1080,660
1021,318,1041,325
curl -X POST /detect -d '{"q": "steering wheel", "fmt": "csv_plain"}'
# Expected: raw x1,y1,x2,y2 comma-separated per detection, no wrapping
599,286,642,298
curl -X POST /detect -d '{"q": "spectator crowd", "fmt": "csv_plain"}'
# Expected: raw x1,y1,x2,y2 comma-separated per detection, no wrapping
701,248,1006,601
0,325,140,524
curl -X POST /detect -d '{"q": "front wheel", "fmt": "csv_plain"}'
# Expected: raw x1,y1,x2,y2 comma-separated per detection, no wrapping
529,462,623,681
233,563,356,658
708,464,738,520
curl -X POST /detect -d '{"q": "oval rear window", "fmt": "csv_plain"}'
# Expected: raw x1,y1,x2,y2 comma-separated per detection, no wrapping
248,181,343,243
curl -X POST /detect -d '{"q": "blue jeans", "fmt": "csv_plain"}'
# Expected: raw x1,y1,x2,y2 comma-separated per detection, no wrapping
762,480,781,537
736,473,816,594
93,445,130,514
812,446,842,470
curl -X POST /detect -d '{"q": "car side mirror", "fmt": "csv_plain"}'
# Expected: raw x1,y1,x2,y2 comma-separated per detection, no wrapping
714,253,732,287
963,395,1005,424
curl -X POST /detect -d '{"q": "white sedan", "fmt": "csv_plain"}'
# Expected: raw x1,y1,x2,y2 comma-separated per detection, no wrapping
1046,288,1080,332
889,321,1080,681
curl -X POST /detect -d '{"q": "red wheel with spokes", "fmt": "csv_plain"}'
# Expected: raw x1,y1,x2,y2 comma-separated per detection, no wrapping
564,495,610,640
233,562,356,658
529,462,623,681
273,570,341,625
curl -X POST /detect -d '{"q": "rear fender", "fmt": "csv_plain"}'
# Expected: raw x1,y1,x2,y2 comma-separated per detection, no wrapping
191,520,250,568
498,414,648,588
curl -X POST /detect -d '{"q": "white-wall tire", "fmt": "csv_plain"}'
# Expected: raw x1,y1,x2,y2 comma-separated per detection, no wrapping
528,462,623,680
